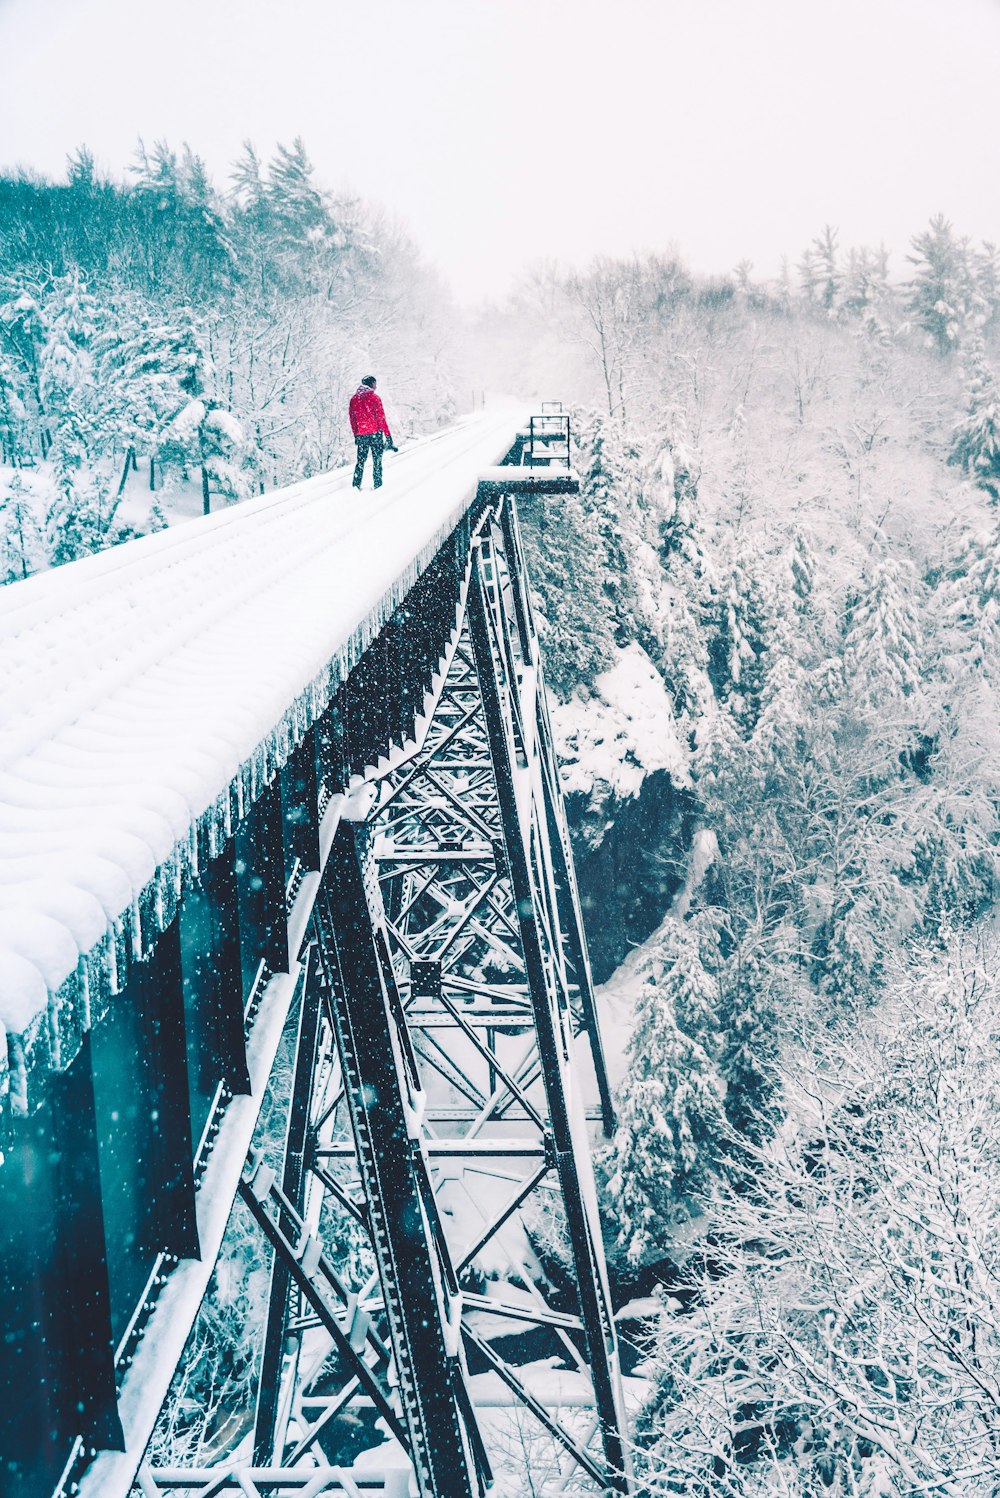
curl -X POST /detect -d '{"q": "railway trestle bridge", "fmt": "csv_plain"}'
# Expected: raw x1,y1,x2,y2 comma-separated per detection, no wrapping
0,410,634,1498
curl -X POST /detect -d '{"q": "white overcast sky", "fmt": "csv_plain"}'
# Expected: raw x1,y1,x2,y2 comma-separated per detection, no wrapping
1,0,999,300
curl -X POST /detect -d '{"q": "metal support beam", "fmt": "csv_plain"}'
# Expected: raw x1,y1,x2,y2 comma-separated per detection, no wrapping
497,493,616,1134
466,549,631,1491
73,461,630,1498
253,946,324,1464
310,823,490,1498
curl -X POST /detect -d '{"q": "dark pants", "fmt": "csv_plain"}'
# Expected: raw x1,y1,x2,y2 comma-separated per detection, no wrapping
353,434,384,488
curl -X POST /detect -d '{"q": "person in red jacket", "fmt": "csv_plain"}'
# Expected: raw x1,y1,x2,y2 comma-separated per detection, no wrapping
349,375,395,489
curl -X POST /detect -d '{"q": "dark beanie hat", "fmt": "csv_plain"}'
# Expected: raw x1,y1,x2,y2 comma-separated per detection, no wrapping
361,375,377,388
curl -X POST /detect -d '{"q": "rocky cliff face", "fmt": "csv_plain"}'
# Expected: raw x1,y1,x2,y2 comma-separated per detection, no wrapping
567,768,693,983
550,641,694,983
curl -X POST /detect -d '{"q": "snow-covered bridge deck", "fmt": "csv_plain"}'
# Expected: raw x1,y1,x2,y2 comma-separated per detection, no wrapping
0,404,632,1498
0,408,526,1093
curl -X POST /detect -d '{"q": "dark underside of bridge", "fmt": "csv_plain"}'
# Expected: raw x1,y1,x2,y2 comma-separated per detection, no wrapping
0,417,634,1498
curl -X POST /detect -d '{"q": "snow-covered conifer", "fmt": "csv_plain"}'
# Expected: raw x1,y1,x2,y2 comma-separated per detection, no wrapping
267,138,327,235
907,215,982,354
718,943,784,1148
705,552,778,730
841,243,893,339
200,404,245,506
230,141,266,211
95,311,181,484
975,239,1000,333
948,336,1000,502
520,480,617,697
0,286,48,454
66,145,98,191
843,559,924,702
608,920,727,1261
0,349,28,465
947,517,1000,667
0,471,43,580
691,699,745,799
38,271,99,426
911,807,994,937
788,526,817,607
810,225,842,315
132,138,181,200
44,437,110,565
575,413,650,646
647,431,697,560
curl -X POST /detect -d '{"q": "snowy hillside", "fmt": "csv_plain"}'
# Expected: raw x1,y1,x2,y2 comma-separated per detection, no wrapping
498,234,1000,1495
553,642,689,806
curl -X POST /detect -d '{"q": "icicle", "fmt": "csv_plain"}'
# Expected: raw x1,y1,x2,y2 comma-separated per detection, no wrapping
8,1032,28,1119
111,919,128,995
0,1024,8,1156
131,895,143,960
79,956,92,1032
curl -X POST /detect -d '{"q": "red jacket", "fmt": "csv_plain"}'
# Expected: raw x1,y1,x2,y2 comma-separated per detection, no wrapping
349,385,392,440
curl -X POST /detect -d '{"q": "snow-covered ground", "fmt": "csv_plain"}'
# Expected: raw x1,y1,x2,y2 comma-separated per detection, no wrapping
552,641,690,804
0,409,527,1090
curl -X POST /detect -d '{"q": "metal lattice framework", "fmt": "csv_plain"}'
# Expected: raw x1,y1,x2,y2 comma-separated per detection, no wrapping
0,429,636,1498
132,493,632,1498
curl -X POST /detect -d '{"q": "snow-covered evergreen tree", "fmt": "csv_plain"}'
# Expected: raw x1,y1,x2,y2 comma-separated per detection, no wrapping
0,348,28,465
717,943,784,1148
787,526,819,614
907,214,981,355
230,141,266,212
45,436,110,566
802,224,841,315
37,271,99,444
946,517,1000,667
520,483,617,698
199,404,245,507
608,920,728,1262
705,551,778,731
0,472,43,581
650,426,701,563
574,412,653,648
843,559,924,702
911,803,995,937
948,335,1000,502
842,243,894,342
0,286,48,455
267,138,329,243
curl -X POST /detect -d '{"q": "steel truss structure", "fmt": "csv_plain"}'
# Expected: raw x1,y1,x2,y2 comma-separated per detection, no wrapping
134,493,632,1498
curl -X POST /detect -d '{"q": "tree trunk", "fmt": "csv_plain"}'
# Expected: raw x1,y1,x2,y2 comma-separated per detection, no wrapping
202,463,211,516
149,455,156,491
116,445,135,497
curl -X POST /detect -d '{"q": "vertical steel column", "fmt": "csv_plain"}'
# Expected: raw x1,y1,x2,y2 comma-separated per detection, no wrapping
253,947,323,1465
497,495,616,1134
311,822,489,1498
466,540,632,1493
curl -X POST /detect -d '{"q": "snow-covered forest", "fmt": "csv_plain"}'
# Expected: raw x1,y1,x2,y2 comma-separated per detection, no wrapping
6,143,1000,1494
0,141,459,578
490,229,1000,1493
